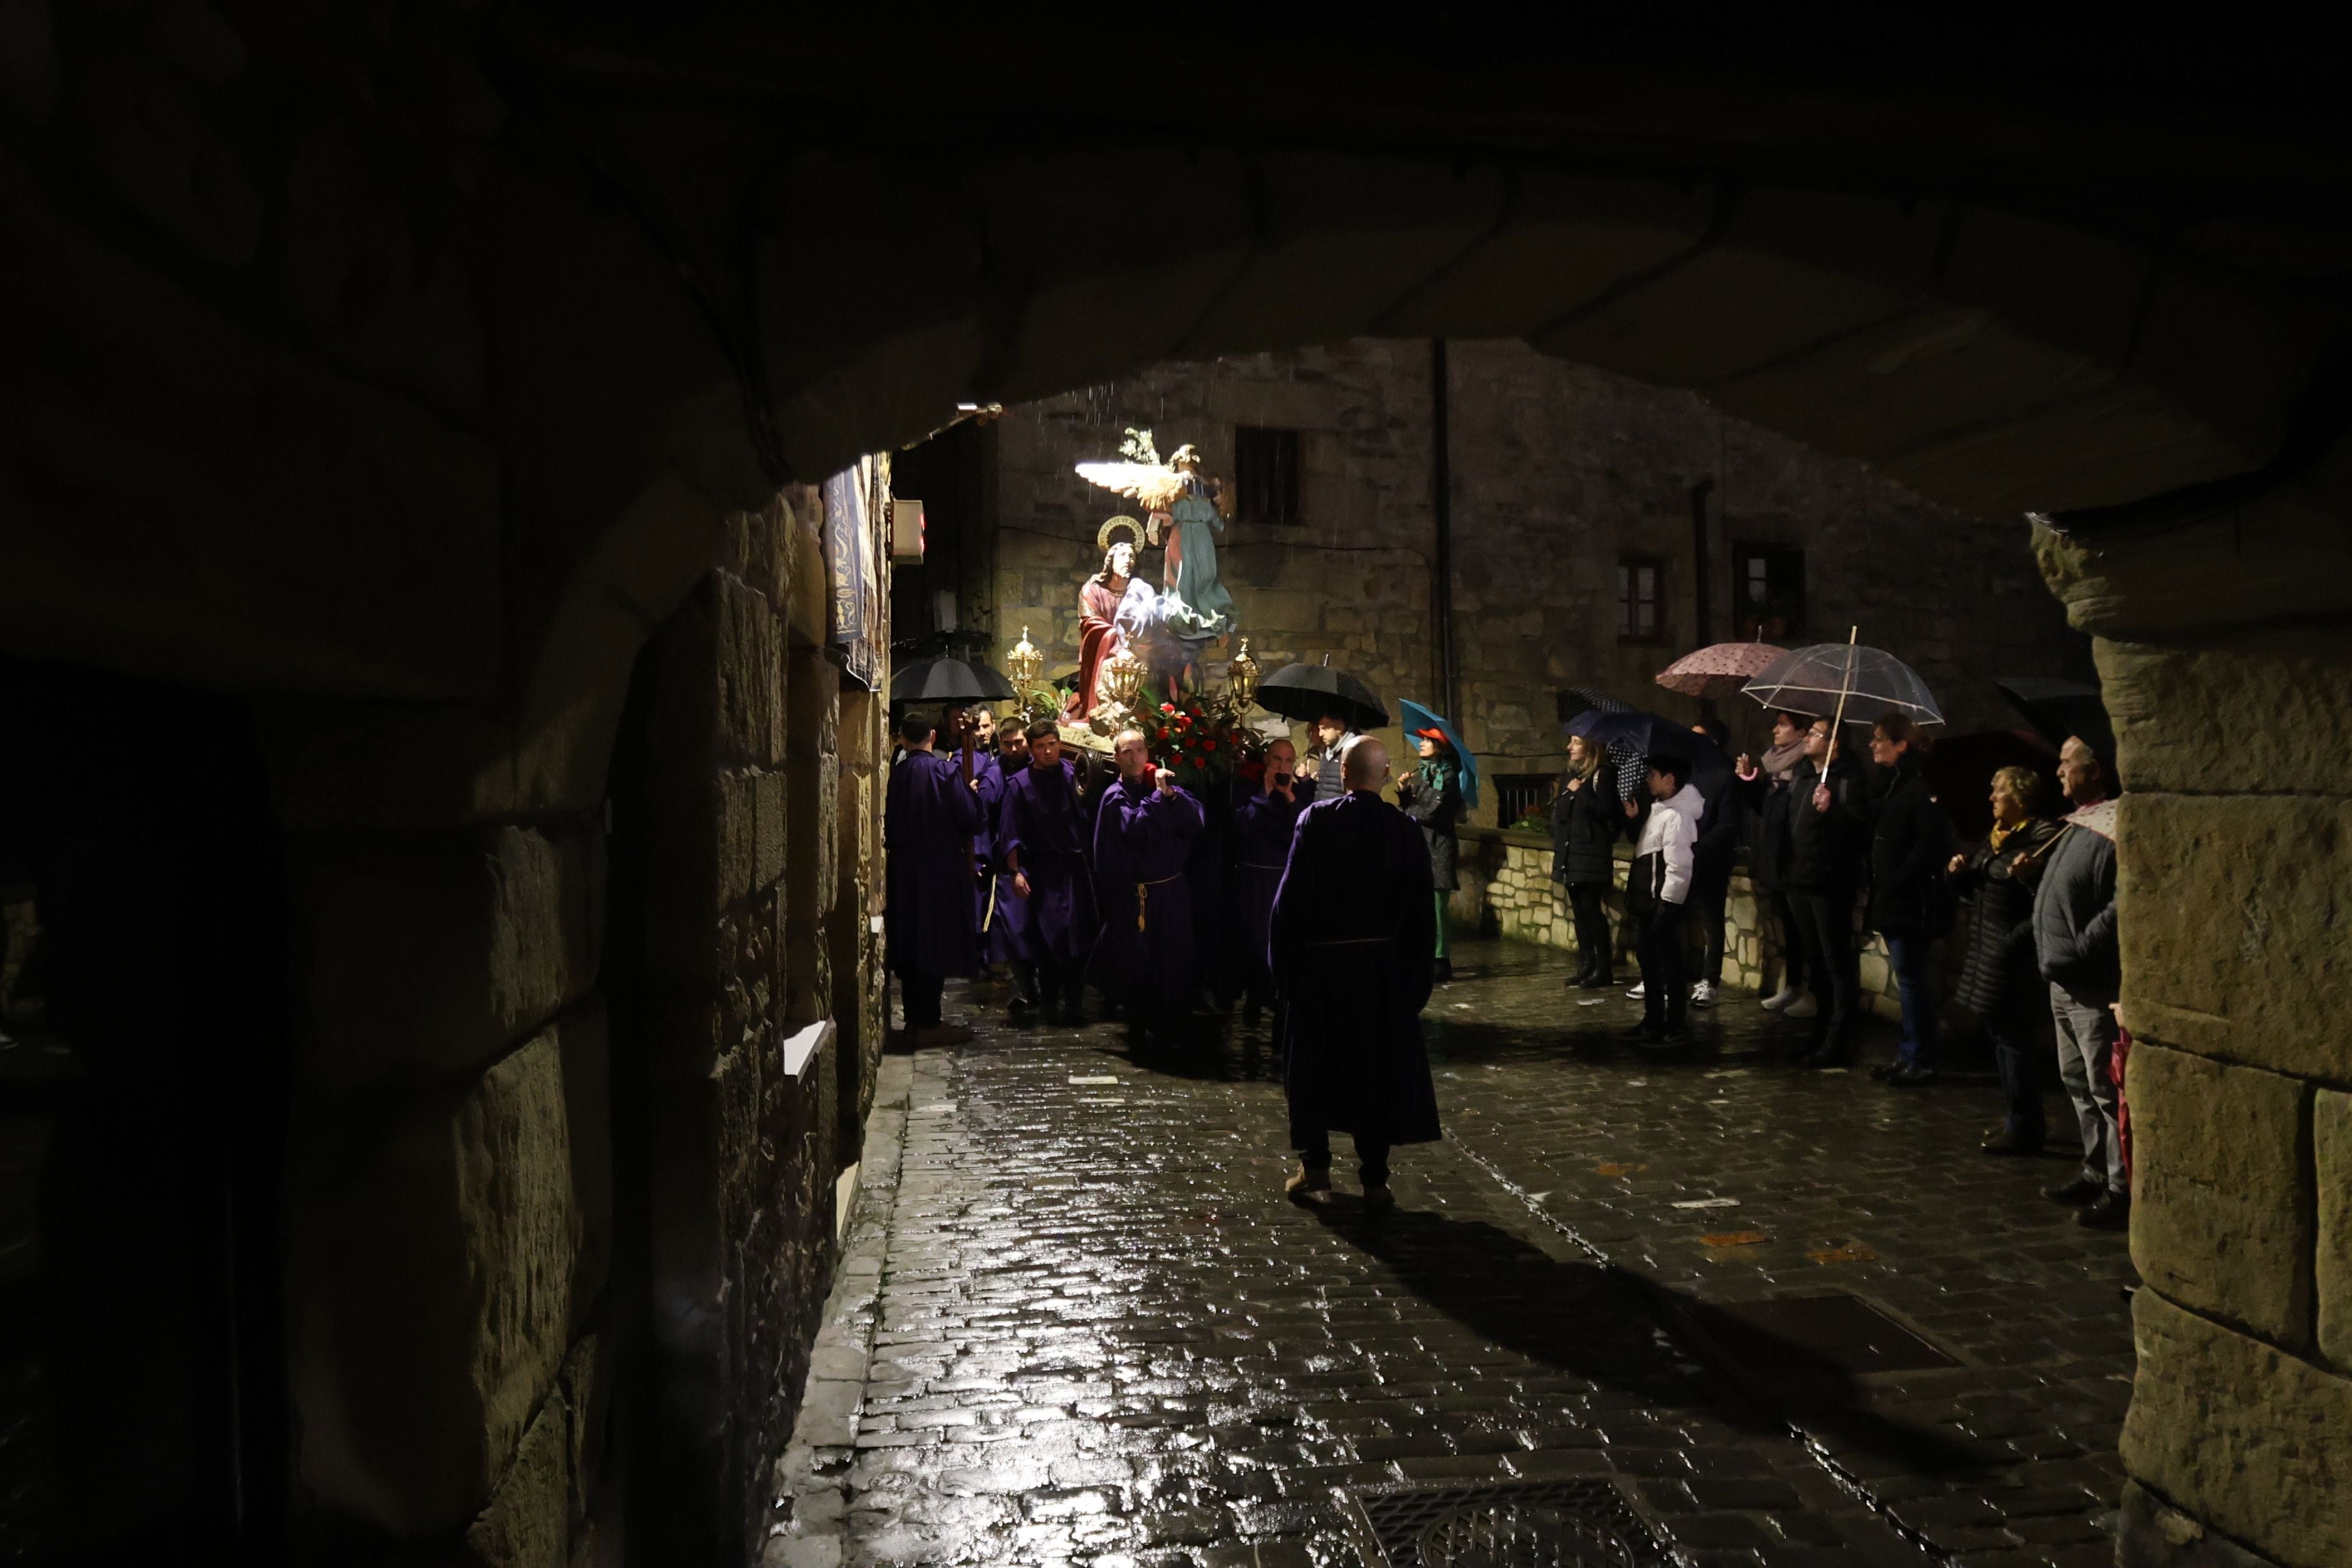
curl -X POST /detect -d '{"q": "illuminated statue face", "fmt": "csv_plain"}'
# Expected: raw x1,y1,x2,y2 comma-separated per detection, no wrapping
1109,542,1135,577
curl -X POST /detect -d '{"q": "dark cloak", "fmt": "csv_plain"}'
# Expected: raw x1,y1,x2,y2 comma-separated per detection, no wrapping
1229,775,1306,992
997,757,1096,966
1272,791,1440,1146
1089,776,1204,1015
885,748,984,979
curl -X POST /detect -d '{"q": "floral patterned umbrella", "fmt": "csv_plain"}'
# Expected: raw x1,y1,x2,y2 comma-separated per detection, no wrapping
1654,641,1785,699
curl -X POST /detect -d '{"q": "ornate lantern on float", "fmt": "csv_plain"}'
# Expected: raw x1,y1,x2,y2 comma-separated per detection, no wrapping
1226,638,1260,712
1004,625,1048,724
1104,643,1144,712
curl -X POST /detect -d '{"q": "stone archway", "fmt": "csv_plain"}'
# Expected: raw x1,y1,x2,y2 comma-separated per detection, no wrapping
3,13,2348,1565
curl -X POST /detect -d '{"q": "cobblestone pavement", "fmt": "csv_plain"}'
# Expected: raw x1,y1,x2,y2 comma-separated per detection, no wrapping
769,940,2135,1568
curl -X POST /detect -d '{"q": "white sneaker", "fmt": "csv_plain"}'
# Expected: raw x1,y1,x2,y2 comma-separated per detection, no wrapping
1784,994,1819,1019
1690,981,1715,1008
1625,981,1645,999
1760,986,1800,1011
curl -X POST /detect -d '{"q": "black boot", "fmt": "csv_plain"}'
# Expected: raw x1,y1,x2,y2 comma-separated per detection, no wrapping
1434,957,1454,984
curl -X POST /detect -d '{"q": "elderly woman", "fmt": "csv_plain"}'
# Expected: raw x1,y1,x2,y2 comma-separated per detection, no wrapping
1550,733,1623,989
1949,765,2064,1153
1396,726,1466,984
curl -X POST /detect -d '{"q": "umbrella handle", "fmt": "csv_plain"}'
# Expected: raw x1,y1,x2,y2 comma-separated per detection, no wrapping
1826,625,1858,765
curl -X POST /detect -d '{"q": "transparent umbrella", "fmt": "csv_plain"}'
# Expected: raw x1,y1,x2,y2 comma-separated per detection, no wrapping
1740,633,1943,727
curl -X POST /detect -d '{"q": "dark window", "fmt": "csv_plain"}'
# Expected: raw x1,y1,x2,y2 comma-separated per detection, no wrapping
1234,426,1302,525
1617,555,1664,642
1732,543,1805,641
1491,771,1559,829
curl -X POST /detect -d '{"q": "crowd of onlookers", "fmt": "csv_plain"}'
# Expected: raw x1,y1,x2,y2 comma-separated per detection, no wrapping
1549,714,2130,1229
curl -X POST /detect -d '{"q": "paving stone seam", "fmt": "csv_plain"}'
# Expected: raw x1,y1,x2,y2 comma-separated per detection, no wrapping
1440,1124,1968,1568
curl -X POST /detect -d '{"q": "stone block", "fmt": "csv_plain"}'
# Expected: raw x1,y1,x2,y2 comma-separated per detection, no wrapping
558,1008,612,1335
2314,1092,2352,1371
2123,1287,2352,1568
2128,1043,2314,1348
719,769,760,908
2119,794,2352,1082
293,1029,584,1537
2101,628,2352,798
716,573,785,767
559,1333,610,1532
295,824,595,1092
464,1388,572,1568
754,769,788,893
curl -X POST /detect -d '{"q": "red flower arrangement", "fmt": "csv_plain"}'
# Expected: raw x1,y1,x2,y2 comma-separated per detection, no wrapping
1144,678,1248,791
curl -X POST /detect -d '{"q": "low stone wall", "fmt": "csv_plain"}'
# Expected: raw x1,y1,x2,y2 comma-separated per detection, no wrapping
1452,827,1953,1022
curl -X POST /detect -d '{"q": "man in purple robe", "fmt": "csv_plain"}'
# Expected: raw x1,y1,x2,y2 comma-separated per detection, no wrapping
984,722,1033,1012
1272,737,1438,1212
999,720,1096,1025
1090,728,1204,1043
966,710,1010,981
1231,736,1305,1031
885,710,984,1045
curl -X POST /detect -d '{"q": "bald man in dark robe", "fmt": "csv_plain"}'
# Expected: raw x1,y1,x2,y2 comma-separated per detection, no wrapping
1090,729,1204,1043
1272,736,1438,1211
885,710,984,1045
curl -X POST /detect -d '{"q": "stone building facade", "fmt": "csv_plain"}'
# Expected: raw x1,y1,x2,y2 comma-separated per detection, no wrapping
989,340,2089,822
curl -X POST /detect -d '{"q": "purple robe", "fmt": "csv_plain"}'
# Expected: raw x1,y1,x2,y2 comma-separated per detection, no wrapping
1230,776,1306,993
885,748,984,979
998,758,1094,966
1272,790,1439,1146
972,753,1008,947
1089,776,1204,1015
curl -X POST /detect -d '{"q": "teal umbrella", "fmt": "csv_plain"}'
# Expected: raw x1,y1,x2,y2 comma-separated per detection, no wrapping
1397,699,1479,810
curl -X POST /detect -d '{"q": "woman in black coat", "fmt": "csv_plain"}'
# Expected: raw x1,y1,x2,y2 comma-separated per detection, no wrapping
1949,765,2064,1154
1550,734,1623,988
1397,727,1465,983
1866,714,1956,1086
1784,717,1870,1066
1734,711,1814,1013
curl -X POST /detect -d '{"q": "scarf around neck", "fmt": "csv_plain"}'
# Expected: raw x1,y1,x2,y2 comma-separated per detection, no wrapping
1762,738,1807,784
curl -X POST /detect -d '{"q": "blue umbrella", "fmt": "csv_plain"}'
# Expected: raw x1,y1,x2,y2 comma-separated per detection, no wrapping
1397,699,1480,810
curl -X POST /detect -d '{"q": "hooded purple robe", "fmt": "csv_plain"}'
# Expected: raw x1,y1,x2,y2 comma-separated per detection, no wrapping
997,756,1096,965
1089,775,1204,1016
885,748,984,979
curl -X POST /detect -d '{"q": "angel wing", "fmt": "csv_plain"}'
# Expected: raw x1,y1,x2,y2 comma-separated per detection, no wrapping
1075,460,1188,512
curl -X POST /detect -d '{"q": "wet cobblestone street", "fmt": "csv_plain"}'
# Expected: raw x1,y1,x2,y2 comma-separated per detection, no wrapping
771,940,2135,1568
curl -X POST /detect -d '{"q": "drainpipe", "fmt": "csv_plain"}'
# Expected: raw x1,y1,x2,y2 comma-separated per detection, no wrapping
1690,477,1716,718
1430,339,1459,720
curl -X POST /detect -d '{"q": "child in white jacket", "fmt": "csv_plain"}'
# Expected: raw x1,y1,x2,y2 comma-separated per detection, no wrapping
1624,754,1703,1043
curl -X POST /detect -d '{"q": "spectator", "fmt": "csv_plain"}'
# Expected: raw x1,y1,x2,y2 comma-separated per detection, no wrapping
1948,766,2064,1153
1866,714,1956,1087
1550,733,1623,989
1785,717,1869,1068
1396,726,1466,984
1735,712,1814,1018
2035,736,2126,1229
1686,719,1740,1008
1620,753,1701,1047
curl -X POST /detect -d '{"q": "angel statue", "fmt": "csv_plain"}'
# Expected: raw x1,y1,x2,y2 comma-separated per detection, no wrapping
1076,428,1236,644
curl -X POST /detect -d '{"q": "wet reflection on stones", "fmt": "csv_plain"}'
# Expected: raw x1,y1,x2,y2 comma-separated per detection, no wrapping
769,940,2132,1567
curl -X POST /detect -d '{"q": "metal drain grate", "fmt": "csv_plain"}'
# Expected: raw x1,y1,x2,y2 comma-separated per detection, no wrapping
1333,1479,1675,1568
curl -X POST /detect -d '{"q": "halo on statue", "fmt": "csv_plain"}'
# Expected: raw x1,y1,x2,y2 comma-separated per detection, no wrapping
1096,514,1145,553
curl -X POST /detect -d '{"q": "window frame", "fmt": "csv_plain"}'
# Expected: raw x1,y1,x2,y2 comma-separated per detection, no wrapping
1616,553,1667,645
1233,425,1303,526
1730,541,1806,643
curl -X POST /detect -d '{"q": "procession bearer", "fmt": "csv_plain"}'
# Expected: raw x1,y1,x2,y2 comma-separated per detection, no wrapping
1091,729,1204,1045
884,711,985,1045
998,721,1096,1026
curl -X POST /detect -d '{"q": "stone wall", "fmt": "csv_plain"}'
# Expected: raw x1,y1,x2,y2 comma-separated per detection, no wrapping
2038,513,2352,1568
990,340,2087,819
1451,829,1942,1021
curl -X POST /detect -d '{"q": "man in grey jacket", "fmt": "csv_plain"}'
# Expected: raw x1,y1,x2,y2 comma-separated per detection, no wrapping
2034,735,2125,1229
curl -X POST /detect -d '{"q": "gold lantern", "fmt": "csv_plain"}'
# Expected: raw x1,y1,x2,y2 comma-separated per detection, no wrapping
1006,626,1043,688
1226,638,1261,710
1104,643,1144,710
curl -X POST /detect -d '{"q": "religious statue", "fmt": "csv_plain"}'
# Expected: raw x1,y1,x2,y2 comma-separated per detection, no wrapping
1077,428,1236,646
1064,516,1159,721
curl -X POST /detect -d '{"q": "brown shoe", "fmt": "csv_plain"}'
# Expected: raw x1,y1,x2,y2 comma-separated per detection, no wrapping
1361,1184,1397,1214
1285,1164,1332,1206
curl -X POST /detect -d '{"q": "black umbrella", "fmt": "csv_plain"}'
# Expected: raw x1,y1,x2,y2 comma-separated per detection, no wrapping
1573,709,1731,775
889,656,1016,706
1993,677,2115,770
1255,661,1388,731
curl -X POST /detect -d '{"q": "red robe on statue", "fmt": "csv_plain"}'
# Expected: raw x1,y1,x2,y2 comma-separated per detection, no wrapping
1065,574,1129,720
